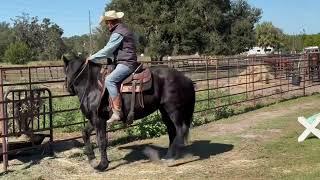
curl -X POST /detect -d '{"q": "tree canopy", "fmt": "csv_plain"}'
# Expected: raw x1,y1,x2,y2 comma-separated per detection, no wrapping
0,13,66,63
0,22,15,61
106,0,261,60
4,42,32,64
255,22,285,50
12,13,66,60
1,1,320,64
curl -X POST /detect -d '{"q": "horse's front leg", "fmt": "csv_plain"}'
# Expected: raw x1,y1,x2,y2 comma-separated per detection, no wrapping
93,116,109,171
82,122,95,162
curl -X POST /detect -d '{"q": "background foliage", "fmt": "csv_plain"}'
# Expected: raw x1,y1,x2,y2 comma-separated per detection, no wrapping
4,42,32,64
0,1,319,63
106,0,261,59
255,22,285,50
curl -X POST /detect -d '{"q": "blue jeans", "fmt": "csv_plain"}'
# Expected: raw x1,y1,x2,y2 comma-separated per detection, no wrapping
105,64,134,99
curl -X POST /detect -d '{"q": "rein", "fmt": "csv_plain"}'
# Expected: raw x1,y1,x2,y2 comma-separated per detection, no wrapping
68,62,90,105
70,62,88,84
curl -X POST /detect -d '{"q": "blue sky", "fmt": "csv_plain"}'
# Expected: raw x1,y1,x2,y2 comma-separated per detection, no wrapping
248,0,320,35
0,0,319,37
0,0,110,37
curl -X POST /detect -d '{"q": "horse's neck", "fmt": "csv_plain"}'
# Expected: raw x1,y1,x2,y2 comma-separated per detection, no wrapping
74,64,102,99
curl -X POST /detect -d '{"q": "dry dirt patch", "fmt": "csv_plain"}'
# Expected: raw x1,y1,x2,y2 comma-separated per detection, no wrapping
198,101,317,137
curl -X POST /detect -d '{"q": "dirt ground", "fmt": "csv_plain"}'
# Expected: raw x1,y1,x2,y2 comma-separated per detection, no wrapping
2,95,320,179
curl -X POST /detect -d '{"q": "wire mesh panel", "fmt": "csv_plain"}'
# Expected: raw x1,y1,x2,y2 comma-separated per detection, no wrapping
4,88,53,139
1,88,53,168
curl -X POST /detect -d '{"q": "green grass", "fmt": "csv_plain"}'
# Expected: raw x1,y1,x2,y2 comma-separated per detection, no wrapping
52,96,84,132
239,95,320,179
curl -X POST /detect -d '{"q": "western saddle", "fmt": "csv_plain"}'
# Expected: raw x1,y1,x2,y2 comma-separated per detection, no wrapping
99,64,152,124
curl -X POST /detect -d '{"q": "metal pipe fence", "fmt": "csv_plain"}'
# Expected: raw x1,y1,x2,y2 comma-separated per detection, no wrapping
1,53,320,171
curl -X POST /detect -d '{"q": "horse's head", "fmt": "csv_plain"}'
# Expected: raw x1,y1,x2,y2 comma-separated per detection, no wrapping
62,55,85,95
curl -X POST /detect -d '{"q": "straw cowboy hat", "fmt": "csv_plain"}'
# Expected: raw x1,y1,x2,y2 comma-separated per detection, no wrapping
99,10,124,24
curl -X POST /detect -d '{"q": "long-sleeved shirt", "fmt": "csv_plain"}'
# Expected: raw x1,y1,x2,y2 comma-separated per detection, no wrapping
88,33,123,63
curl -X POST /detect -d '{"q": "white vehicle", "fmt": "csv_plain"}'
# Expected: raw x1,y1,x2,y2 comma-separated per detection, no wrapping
304,46,319,53
246,46,274,56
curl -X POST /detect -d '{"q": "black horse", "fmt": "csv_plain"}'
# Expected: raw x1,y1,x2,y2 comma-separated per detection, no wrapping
63,56,195,171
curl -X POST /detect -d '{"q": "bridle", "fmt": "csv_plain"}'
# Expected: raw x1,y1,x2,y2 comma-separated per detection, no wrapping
65,61,90,105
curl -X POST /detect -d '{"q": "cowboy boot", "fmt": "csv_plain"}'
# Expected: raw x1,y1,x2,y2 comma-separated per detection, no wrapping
107,95,123,123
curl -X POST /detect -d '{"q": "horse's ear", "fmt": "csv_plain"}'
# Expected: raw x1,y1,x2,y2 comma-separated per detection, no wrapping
61,55,68,65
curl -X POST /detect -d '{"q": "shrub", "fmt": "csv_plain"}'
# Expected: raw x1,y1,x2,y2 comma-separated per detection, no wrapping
53,97,84,132
192,113,208,126
4,42,32,64
126,112,166,139
215,105,234,119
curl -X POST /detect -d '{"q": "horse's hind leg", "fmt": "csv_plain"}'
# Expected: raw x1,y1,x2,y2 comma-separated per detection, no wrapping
160,108,176,146
82,122,95,161
164,109,189,159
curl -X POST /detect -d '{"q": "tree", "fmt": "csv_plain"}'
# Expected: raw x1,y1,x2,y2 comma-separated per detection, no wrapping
175,0,232,55
40,18,66,60
303,34,320,47
106,0,177,60
282,34,304,53
105,0,261,59
228,19,255,54
4,42,32,64
226,0,261,54
12,13,41,57
63,34,92,57
255,22,285,50
0,22,15,61
12,13,66,60
92,26,110,53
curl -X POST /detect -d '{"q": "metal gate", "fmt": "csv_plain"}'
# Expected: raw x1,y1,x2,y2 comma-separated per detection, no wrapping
1,88,53,171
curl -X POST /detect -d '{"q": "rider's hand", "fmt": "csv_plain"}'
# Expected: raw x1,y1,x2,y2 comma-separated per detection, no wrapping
85,57,91,64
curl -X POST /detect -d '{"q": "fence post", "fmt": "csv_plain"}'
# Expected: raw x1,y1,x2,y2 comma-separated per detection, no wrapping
253,57,256,107
215,57,219,118
28,67,32,91
246,57,248,100
0,69,8,172
237,58,239,75
280,56,283,100
227,57,231,106
205,56,209,117
303,55,306,96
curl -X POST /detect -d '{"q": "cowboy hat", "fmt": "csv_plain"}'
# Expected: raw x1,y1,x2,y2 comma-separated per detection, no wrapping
99,10,124,24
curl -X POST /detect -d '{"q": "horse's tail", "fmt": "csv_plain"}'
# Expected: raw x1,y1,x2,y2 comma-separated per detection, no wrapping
183,122,190,145
184,85,195,145
183,105,194,145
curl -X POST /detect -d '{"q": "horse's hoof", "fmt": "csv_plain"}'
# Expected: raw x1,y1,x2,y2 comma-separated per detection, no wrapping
161,157,174,161
161,158,174,165
89,159,97,167
94,161,109,172
161,155,174,162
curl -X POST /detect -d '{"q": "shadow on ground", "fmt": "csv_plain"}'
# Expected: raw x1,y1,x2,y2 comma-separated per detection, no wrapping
1,139,234,173
1,139,83,171
108,140,234,170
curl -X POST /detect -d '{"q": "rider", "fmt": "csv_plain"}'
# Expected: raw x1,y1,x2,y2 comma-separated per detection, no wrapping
86,10,139,123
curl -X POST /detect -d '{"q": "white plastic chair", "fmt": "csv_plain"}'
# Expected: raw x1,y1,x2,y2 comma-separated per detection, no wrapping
298,113,320,142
